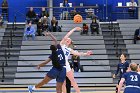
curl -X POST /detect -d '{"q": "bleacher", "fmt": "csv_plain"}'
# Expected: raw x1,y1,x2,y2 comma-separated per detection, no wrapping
0,28,5,45
12,20,113,87
117,19,140,64
1,19,139,88
0,23,25,84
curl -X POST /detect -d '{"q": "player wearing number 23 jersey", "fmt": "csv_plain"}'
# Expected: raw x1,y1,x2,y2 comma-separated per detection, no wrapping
118,62,140,93
121,71,140,93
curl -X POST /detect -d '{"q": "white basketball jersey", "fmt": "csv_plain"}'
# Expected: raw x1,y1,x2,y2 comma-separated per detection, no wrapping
61,44,72,72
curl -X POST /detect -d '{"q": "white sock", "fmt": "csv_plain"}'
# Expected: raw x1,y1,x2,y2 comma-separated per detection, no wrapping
32,86,36,90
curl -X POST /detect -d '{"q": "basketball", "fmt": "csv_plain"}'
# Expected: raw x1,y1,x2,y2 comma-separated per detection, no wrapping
73,14,83,23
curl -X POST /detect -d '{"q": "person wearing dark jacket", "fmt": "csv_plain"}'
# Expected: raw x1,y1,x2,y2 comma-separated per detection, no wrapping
1,0,8,21
40,7,49,18
51,17,58,32
134,28,140,44
26,7,36,23
90,18,99,35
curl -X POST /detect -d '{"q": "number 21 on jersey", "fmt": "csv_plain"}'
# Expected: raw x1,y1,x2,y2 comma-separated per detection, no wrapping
58,54,63,60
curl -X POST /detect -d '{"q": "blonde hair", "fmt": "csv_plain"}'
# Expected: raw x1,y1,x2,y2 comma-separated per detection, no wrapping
129,62,138,71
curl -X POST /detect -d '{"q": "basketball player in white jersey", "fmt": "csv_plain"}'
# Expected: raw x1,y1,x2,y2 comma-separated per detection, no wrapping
60,27,93,93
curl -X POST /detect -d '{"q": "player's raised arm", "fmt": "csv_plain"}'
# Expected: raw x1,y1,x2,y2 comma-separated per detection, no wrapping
60,27,81,45
44,32,58,46
71,50,93,56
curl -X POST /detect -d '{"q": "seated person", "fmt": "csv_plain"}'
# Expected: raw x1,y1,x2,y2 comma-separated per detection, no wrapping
24,22,36,40
41,16,50,31
37,19,43,36
128,0,137,17
0,14,4,26
26,7,36,23
39,7,49,18
51,17,58,32
90,18,99,35
81,23,88,35
70,8,77,20
134,27,140,44
2,0,8,21
71,54,80,72
86,8,97,19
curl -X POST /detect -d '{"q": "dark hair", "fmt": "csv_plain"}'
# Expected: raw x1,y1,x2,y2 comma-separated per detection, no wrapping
121,53,127,58
50,45,57,51
92,18,97,23
83,23,86,26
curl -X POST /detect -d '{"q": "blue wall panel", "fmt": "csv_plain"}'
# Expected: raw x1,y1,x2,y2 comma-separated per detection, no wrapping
0,0,138,22
0,0,47,22
53,0,138,21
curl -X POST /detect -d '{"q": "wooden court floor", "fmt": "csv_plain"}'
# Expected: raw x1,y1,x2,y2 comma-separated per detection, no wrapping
0,87,124,93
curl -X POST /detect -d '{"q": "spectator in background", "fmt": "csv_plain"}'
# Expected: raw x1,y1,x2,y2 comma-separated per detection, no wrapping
24,22,36,40
40,7,49,18
62,0,70,20
1,0,8,21
85,8,97,20
128,0,137,18
0,14,4,27
71,54,80,72
26,7,36,23
41,16,50,31
35,14,40,23
37,19,43,36
134,27,140,44
51,17,58,32
69,41,81,72
70,8,77,20
81,23,88,35
90,18,99,35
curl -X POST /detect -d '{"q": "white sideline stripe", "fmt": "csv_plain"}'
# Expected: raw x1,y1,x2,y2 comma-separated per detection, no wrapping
14,78,113,84
15,72,112,77
17,66,110,71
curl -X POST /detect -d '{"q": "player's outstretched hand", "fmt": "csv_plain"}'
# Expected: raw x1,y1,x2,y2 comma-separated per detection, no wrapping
74,27,82,31
37,65,41,70
112,74,116,78
44,32,51,36
86,51,93,56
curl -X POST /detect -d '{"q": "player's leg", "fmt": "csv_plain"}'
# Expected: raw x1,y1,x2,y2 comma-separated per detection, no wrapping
66,70,80,93
66,76,71,93
57,67,66,93
62,80,67,93
116,79,121,93
62,76,71,93
56,82,63,93
115,84,118,93
28,75,52,93
35,75,52,88
28,67,57,93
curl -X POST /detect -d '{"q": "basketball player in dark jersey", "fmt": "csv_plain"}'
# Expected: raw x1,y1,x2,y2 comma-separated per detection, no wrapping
118,62,140,93
113,53,129,93
28,32,66,93
138,64,140,74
